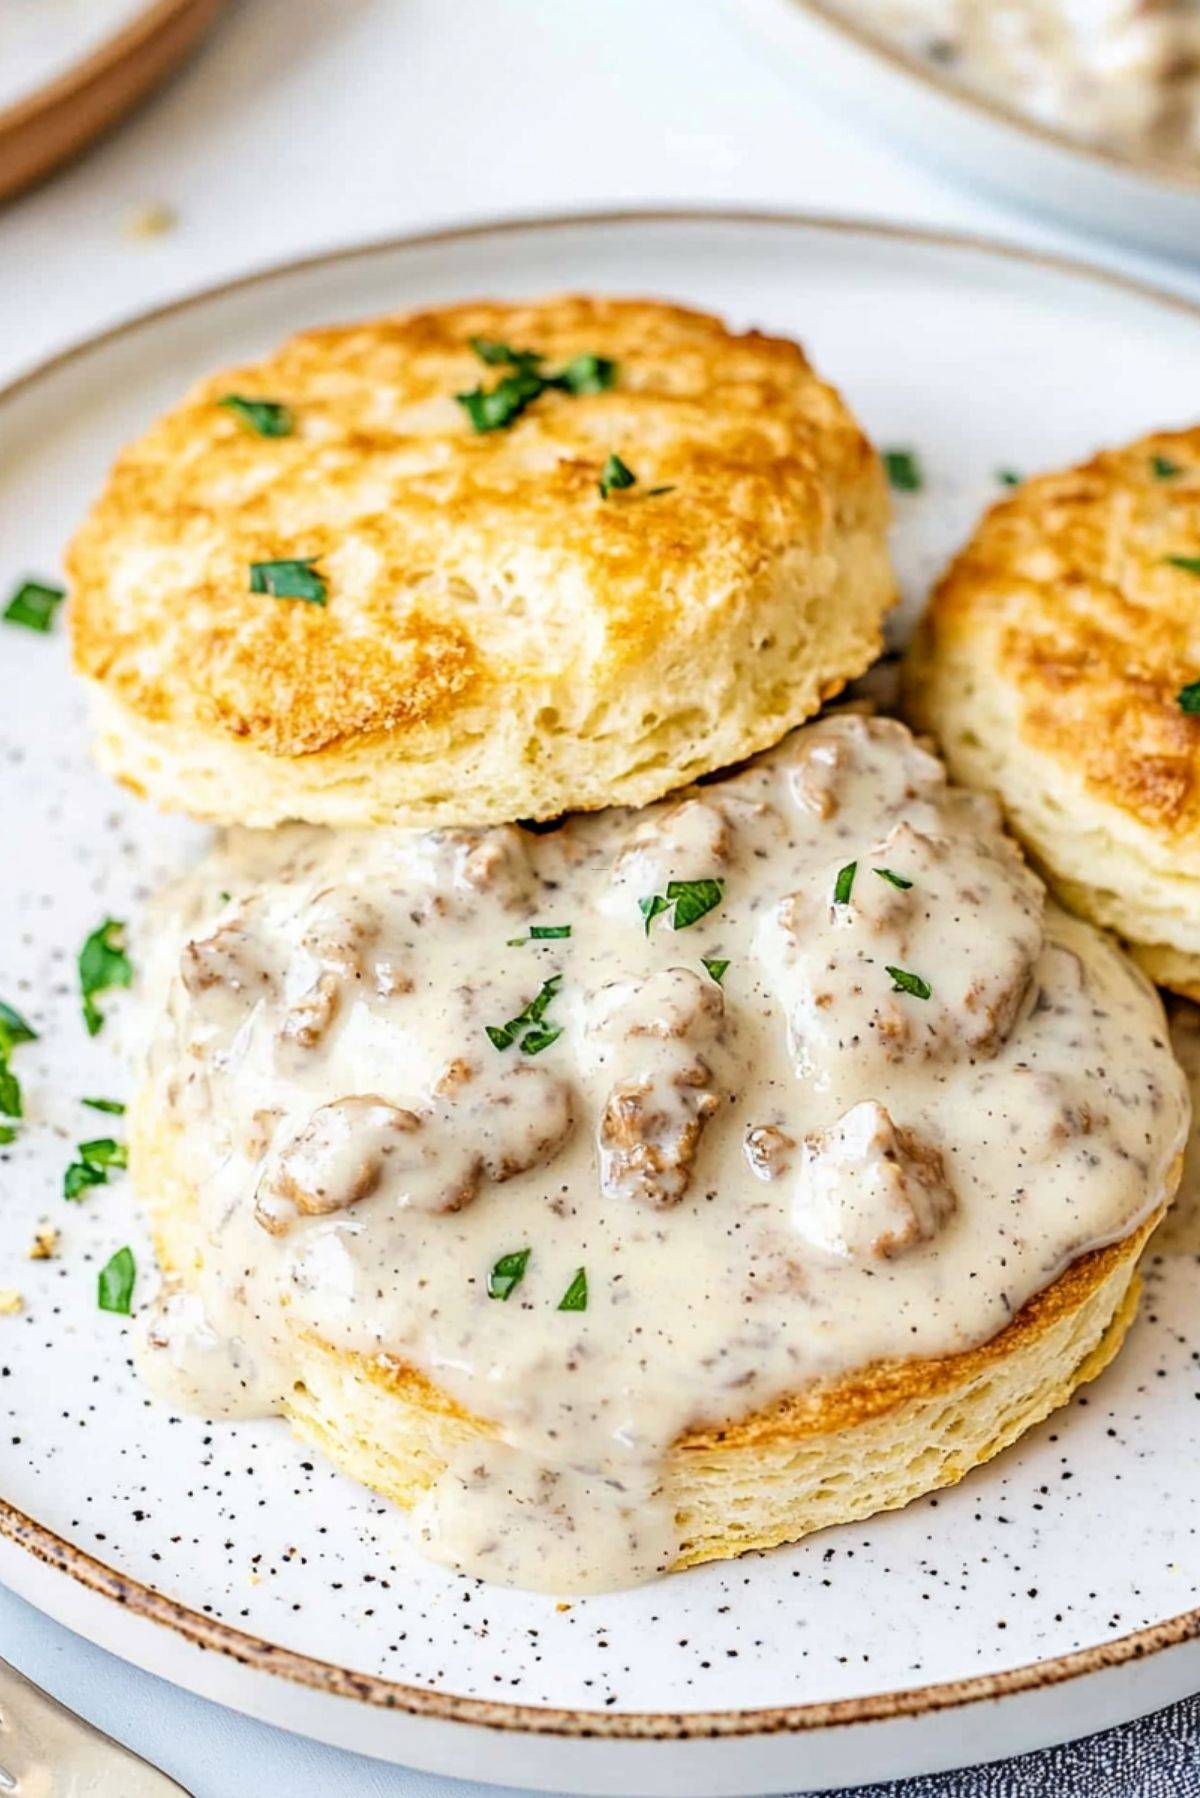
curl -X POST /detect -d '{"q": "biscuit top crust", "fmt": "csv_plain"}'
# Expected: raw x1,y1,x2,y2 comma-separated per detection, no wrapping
68,295,882,759
922,427,1200,841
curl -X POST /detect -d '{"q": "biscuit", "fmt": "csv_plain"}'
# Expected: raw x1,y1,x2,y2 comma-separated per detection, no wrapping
906,428,1200,996
69,295,894,828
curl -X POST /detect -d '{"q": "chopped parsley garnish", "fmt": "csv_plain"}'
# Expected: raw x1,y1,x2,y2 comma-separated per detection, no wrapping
1178,680,1200,715
833,861,857,906
78,1137,127,1170
599,453,636,500
1152,455,1183,480
883,448,923,493
97,1246,136,1316
644,485,676,498
557,1267,588,1312
507,924,573,945
488,1247,531,1301
0,1002,36,1045
456,341,617,433
249,557,326,604
456,367,545,433
0,1060,20,1120
701,957,729,985
469,337,542,371
996,468,1022,487
219,395,294,437
555,353,616,395
82,1096,125,1115
64,1134,128,1200
0,1126,15,1146
1165,555,1200,577
64,1160,106,1201
487,975,563,1054
886,965,931,1000
3,579,65,633
874,867,913,890
640,879,725,934
638,893,671,935
79,917,133,1037
0,1005,33,1122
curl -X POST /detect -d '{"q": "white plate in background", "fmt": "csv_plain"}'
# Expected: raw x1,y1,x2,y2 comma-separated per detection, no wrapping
2,212,1200,1795
746,0,1200,262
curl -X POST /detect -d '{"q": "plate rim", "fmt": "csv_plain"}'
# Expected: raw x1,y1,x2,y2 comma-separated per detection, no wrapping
0,0,230,203
777,0,1200,197
5,203,1200,1741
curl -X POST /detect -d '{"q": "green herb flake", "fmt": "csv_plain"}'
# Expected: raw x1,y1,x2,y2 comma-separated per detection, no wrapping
219,395,294,438
82,1097,126,1115
0,1063,21,1120
638,893,671,935
488,1247,531,1301
456,367,546,433
79,917,132,1038
469,337,542,370
1178,679,1200,714
456,347,617,434
599,453,637,500
249,557,326,604
701,957,729,985
557,1267,588,1312
78,1137,127,1170
996,468,1022,488
886,965,932,1000
1152,455,1183,480
644,484,676,498
874,867,913,890
640,880,725,934
883,448,923,494
665,879,724,930
0,1125,16,1146
0,1001,36,1045
833,861,857,906
487,975,564,1055
1165,555,1200,578
97,1245,136,1315
507,925,573,945
64,1159,106,1201
3,579,66,633
553,353,616,396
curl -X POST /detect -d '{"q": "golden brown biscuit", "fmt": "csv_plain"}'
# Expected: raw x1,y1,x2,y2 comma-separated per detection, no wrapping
906,427,1200,996
69,295,894,828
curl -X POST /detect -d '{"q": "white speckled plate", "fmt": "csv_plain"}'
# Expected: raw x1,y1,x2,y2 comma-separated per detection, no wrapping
746,1,1200,261
3,213,1200,1797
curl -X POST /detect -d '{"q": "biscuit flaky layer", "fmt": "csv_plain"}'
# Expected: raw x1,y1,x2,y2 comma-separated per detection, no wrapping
69,295,893,829
134,1097,1167,1575
906,426,1200,996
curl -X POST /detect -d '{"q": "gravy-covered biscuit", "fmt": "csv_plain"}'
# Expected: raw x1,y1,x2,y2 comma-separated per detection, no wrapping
69,295,894,828
906,427,1200,997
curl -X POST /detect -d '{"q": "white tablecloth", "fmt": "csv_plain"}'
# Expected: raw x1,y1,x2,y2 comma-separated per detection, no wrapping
3,3,1199,1792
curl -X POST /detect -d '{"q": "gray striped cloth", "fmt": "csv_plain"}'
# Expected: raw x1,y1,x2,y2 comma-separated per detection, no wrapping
817,1696,1200,1796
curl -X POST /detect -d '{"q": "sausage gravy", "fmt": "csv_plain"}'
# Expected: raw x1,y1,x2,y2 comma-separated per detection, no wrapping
135,714,1189,1592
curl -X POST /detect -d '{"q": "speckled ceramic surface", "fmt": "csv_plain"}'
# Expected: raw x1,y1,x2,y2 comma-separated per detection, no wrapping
3,215,1200,1796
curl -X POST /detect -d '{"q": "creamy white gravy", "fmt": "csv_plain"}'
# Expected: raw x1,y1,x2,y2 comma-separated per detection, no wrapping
841,0,1200,166
136,714,1188,1593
